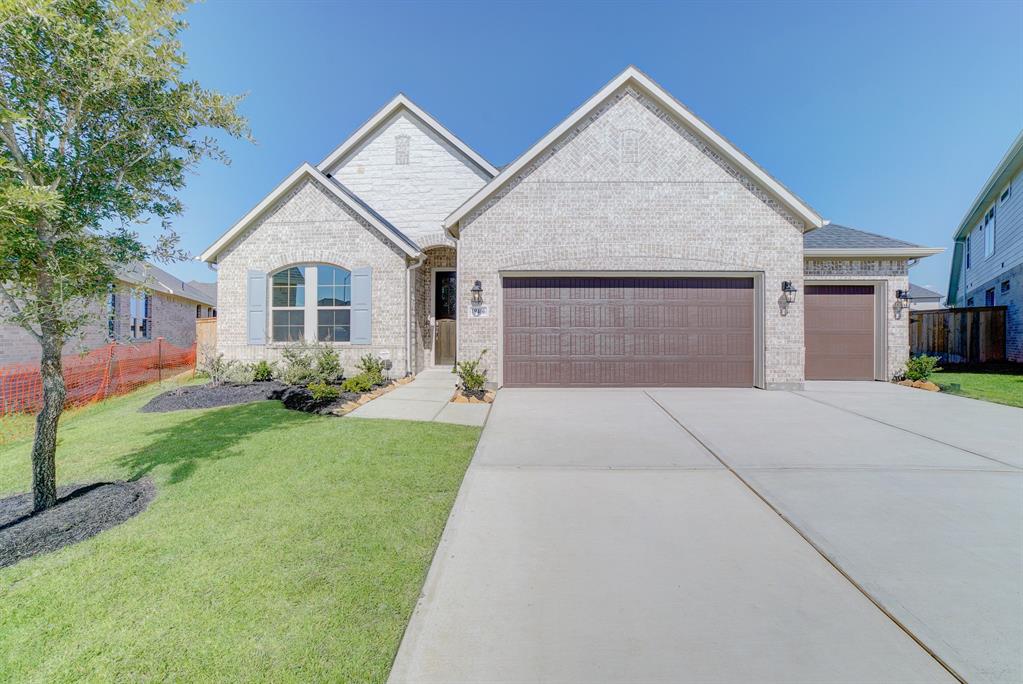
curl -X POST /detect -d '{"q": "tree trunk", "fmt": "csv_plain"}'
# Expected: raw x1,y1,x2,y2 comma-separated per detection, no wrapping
32,335,66,512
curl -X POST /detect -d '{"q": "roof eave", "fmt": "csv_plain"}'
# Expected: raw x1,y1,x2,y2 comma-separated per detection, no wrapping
952,130,1023,241
804,247,945,258
443,66,825,234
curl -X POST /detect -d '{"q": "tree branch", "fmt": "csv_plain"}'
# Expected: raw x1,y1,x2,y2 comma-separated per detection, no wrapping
0,282,42,342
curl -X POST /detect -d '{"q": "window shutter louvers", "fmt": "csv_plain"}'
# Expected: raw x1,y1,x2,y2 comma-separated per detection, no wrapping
351,266,372,345
247,270,267,345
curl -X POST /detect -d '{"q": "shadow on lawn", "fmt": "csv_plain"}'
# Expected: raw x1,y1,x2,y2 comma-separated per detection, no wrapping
118,402,315,484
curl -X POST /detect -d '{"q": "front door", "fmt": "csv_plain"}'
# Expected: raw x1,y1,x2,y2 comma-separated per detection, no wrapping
434,270,457,365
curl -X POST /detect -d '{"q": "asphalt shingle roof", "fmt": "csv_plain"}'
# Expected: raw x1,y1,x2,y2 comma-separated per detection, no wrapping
118,262,217,307
803,223,922,250
908,283,943,300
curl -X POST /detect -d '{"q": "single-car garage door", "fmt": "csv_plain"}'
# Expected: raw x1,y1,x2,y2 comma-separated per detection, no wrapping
804,284,875,380
502,277,754,387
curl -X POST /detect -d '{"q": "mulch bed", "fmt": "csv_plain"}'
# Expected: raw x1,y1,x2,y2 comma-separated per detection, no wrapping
270,385,364,415
0,479,155,569
140,381,286,413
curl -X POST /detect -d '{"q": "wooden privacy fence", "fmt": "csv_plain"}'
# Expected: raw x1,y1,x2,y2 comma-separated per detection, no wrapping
196,317,217,352
0,338,196,416
909,306,1006,363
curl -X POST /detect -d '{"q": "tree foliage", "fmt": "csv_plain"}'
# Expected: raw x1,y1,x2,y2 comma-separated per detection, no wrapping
0,0,249,510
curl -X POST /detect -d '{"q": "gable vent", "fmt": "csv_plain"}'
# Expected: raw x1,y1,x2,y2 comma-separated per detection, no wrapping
395,135,410,165
621,129,639,163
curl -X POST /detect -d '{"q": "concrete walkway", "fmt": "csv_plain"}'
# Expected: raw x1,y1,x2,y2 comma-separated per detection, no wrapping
390,383,1022,684
346,368,489,427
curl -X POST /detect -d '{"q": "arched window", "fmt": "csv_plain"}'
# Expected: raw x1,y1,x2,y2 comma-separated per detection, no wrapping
271,264,352,343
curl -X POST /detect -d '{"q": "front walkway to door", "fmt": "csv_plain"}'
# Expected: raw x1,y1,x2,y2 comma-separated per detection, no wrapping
346,368,489,427
389,384,1022,684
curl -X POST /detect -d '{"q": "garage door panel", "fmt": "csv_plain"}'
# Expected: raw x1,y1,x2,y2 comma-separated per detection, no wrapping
805,285,875,381
503,277,754,387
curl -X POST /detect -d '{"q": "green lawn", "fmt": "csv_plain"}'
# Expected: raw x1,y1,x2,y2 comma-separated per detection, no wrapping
0,383,480,683
932,370,1023,408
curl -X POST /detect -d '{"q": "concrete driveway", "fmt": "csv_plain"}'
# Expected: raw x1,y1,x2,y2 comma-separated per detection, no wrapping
389,383,1023,684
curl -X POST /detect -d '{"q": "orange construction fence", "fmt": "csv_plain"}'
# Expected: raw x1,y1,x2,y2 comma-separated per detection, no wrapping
0,338,196,416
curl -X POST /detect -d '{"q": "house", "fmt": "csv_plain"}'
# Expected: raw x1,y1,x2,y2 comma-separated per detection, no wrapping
907,284,944,311
0,262,216,365
201,66,942,388
946,131,1023,362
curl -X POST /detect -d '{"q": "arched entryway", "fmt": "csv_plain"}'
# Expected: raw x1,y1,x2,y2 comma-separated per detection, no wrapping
415,245,457,370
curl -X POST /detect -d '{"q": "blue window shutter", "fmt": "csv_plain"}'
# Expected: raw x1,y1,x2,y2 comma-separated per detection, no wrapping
351,266,372,345
247,270,266,345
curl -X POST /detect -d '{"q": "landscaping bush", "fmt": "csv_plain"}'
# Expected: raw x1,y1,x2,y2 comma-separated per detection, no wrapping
904,354,943,382
197,344,239,385
225,363,256,384
308,380,341,402
355,354,387,385
252,359,276,382
314,347,344,384
453,349,488,393
279,344,317,386
341,373,374,393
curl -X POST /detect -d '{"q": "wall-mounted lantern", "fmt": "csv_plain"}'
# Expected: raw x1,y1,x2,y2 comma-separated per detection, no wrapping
894,288,911,319
470,280,484,307
781,281,798,304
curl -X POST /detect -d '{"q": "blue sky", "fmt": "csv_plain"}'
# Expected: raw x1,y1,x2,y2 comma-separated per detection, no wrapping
167,0,1023,295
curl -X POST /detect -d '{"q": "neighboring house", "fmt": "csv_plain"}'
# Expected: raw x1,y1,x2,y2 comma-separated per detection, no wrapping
947,131,1023,362
0,262,216,365
907,284,944,311
201,66,941,388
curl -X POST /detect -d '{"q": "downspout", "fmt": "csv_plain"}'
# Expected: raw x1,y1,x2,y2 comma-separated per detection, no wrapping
406,254,426,377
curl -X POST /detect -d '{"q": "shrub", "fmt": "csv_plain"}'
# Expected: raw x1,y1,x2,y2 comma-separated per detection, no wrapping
356,354,387,385
341,373,374,393
453,349,488,392
225,363,255,384
308,380,341,402
252,359,276,382
314,347,344,384
279,343,317,386
904,354,942,382
197,345,236,385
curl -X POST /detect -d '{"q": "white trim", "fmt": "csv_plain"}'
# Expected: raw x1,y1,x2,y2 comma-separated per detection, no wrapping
316,94,498,178
804,247,944,259
803,279,888,381
444,66,825,235
431,267,456,367
494,270,765,389
199,163,421,263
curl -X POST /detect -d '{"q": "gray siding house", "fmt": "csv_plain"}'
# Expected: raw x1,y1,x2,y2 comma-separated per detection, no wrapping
202,67,941,388
947,131,1023,361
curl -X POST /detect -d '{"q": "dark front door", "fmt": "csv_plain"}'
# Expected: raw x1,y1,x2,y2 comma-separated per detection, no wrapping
502,276,755,387
434,271,457,365
804,285,875,380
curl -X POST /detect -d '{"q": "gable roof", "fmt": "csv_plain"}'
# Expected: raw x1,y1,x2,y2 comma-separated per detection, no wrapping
187,280,217,304
908,283,943,300
443,66,825,236
316,93,498,178
199,163,421,263
119,262,217,306
803,223,942,258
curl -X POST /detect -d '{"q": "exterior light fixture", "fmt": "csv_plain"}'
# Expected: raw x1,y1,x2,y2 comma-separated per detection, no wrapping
781,281,797,304
894,288,911,318
470,280,484,306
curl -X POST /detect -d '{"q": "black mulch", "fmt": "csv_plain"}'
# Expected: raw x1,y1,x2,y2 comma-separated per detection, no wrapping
271,385,363,415
140,381,286,413
0,479,155,569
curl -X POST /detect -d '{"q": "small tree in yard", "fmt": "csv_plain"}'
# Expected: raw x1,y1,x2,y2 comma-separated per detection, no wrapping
0,0,248,512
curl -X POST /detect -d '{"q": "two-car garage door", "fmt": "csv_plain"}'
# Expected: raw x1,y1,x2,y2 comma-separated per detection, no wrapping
502,277,754,387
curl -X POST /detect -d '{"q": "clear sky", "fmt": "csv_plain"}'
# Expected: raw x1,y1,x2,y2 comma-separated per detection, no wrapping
166,0,1023,295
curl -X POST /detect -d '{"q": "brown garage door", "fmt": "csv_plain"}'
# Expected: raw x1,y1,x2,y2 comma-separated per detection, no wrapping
805,285,875,380
502,277,754,387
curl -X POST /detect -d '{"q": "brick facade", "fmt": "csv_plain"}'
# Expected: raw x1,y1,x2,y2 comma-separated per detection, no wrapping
215,178,411,375
963,262,1023,362
456,86,806,388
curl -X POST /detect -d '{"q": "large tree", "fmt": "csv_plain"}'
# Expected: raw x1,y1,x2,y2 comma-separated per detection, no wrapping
0,0,248,511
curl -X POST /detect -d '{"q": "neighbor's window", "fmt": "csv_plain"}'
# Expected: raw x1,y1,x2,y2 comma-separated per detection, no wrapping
270,264,352,343
966,232,972,268
395,135,410,165
1001,185,1011,203
984,207,996,258
107,287,117,339
316,265,351,342
985,288,995,306
271,266,306,342
196,304,202,318
1002,280,1011,293
129,291,151,339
